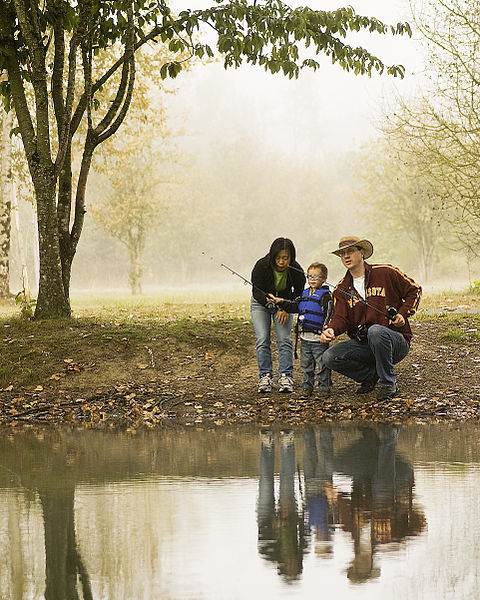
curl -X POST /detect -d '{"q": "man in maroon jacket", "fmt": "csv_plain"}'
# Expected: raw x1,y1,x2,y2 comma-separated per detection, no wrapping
319,236,422,401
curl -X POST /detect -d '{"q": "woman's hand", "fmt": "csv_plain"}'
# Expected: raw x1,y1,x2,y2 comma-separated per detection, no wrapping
276,309,289,325
267,294,282,304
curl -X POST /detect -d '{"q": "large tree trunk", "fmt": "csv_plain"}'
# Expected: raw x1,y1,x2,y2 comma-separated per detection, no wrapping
34,176,71,319
0,108,13,297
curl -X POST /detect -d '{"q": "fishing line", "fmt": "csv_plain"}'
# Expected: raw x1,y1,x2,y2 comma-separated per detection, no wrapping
201,252,276,308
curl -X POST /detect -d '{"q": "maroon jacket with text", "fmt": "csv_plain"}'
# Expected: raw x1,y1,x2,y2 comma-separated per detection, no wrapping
327,262,422,343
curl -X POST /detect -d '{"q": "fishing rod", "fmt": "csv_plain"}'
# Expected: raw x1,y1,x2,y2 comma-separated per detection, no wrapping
202,253,278,310
287,264,398,322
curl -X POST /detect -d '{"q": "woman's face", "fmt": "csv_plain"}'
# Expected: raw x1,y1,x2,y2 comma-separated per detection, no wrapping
275,250,291,271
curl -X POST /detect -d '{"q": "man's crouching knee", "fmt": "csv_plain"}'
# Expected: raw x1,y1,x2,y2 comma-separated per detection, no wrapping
366,323,389,344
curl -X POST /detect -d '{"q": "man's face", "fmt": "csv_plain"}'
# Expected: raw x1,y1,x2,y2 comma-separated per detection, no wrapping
339,246,364,271
307,268,325,289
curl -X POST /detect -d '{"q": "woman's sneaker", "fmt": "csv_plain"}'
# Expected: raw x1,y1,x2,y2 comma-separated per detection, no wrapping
258,374,273,393
278,374,294,393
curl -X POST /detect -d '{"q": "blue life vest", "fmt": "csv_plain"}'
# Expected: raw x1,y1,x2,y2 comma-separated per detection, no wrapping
298,286,330,334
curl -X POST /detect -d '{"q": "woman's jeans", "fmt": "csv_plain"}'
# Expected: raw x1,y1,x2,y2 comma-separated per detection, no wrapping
250,298,293,377
322,324,410,387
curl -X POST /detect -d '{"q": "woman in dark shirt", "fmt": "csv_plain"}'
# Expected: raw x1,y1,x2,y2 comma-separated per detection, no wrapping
251,237,305,393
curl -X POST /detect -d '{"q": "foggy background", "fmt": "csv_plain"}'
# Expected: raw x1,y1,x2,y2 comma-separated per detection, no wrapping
8,0,477,296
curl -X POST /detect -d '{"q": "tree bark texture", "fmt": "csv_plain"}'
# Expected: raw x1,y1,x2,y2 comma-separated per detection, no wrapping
129,244,143,296
34,171,71,318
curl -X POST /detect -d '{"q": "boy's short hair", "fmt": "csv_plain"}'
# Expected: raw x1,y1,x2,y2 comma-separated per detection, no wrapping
307,262,328,277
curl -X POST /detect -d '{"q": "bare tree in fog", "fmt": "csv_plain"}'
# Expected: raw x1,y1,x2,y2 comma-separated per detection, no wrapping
387,0,480,257
354,138,446,282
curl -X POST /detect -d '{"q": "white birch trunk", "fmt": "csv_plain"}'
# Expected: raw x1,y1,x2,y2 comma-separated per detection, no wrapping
0,107,13,296
11,181,30,299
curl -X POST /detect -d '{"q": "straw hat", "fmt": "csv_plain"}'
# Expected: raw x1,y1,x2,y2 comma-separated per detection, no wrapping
331,236,374,259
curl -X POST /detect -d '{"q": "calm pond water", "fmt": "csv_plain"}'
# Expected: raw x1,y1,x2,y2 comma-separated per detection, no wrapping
1,422,480,599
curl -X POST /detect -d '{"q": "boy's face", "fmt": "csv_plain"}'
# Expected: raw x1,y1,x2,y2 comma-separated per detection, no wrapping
307,268,325,289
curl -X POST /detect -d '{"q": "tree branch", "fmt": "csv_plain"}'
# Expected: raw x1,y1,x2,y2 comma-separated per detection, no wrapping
13,0,52,164
0,0,37,161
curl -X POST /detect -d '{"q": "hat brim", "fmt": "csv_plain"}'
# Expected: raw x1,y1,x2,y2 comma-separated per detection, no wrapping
332,240,373,260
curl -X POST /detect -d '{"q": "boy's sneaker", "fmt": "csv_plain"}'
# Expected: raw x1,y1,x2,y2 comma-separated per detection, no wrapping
258,374,273,393
278,374,294,393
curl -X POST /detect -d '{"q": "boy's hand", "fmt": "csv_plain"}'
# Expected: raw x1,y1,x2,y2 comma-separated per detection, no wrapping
320,327,335,343
267,294,282,304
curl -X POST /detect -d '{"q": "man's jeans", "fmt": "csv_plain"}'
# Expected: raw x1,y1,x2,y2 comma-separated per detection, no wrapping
322,324,410,387
300,339,331,392
250,298,293,377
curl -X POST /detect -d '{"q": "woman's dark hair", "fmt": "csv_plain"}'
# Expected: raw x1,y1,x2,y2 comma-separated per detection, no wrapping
268,237,296,265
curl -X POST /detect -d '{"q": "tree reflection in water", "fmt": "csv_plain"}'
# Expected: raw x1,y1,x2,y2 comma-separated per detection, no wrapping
256,425,426,583
39,485,93,600
0,434,93,600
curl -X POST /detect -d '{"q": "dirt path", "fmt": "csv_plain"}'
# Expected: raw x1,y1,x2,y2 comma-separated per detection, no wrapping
2,319,479,428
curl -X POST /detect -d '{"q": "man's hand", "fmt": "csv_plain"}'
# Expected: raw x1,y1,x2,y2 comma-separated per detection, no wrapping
320,327,335,343
391,313,405,328
276,309,289,325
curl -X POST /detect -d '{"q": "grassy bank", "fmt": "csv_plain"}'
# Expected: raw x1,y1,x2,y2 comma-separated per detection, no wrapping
0,288,478,429
0,288,478,391
0,292,480,410
0,300,251,391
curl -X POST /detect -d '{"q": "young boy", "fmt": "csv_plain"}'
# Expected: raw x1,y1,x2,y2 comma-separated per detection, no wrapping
269,262,333,399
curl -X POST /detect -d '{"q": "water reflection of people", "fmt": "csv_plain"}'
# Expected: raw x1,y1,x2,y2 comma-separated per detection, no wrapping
334,425,426,583
257,430,308,581
303,427,336,556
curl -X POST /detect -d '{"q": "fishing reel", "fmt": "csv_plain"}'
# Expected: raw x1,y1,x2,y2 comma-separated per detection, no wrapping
386,306,398,321
354,324,369,342
266,300,278,312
